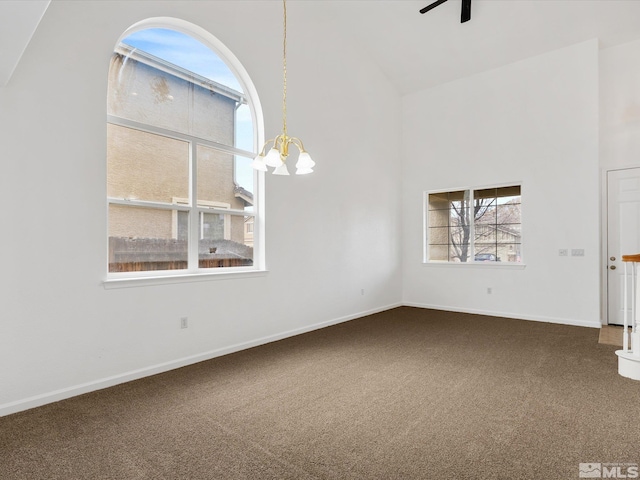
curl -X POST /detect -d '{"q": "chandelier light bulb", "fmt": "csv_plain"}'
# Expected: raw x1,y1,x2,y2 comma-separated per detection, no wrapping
264,148,282,168
295,166,313,175
250,154,268,172
296,152,315,170
273,162,290,176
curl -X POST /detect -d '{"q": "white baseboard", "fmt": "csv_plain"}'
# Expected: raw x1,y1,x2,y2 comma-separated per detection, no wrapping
0,301,600,417
0,302,402,418
402,302,602,329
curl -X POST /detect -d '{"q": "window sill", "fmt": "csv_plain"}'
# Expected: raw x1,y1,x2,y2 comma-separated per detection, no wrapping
103,269,268,289
422,262,526,270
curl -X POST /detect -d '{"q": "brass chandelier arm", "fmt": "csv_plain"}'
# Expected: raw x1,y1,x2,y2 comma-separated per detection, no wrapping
277,136,307,156
258,138,276,156
260,135,306,157
288,137,307,153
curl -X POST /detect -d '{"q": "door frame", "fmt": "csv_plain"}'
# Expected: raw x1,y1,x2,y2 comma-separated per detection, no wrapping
601,165,640,326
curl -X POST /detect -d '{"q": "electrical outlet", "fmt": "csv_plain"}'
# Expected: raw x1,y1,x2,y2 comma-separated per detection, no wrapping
571,249,585,257
361,289,365,296
180,317,188,329
487,287,492,294
559,249,568,257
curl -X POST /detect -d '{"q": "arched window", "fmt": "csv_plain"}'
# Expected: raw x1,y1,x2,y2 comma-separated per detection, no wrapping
106,20,262,278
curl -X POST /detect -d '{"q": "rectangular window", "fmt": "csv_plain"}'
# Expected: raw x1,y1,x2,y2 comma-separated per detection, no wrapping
425,185,522,263
107,120,256,274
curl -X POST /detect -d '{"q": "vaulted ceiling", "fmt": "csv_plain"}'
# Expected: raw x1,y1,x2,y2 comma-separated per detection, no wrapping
3,0,640,94
313,0,640,95
0,0,49,86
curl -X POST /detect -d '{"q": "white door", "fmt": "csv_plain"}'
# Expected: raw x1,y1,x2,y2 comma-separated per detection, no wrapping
607,168,640,325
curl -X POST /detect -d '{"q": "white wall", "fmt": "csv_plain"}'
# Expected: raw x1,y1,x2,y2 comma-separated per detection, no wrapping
0,1,402,415
401,40,601,328
599,38,640,322
600,38,640,170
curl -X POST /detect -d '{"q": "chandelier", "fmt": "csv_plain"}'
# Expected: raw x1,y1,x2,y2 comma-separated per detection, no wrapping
251,0,315,176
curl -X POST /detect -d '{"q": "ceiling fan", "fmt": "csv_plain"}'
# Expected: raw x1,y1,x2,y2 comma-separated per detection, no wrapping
420,0,471,23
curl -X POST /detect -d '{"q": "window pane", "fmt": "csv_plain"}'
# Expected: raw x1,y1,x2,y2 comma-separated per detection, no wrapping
474,198,497,223
474,245,497,255
496,185,521,199
108,205,187,272
497,203,521,224
429,244,449,261
201,212,226,240
107,124,189,202
199,215,254,268
473,186,521,263
497,244,522,263
449,245,467,262
429,209,449,228
197,146,255,211
428,226,449,245
497,195,521,205
474,249,499,262
121,28,244,92
475,188,497,200
498,223,521,238
428,192,449,210
177,211,189,241
450,225,470,262
234,154,255,199
496,190,521,262
449,190,469,211
475,226,497,244
108,31,246,148
235,103,255,152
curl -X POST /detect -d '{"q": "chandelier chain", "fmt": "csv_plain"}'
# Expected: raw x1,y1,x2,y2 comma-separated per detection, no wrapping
282,0,288,137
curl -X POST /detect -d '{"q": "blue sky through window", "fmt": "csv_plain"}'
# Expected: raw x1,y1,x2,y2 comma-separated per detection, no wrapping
122,29,243,92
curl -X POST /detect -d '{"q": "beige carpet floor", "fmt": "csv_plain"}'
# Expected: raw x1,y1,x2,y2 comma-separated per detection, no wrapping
1,307,639,479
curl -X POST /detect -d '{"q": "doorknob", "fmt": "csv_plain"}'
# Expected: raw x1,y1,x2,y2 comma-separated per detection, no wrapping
610,256,616,261
610,265,617,270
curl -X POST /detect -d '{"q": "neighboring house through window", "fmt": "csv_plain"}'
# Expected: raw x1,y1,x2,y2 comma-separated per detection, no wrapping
106,23,262,275
426,185,522,263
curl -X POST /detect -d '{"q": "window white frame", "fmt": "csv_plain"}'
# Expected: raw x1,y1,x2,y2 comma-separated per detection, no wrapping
104,18,265,287
423,183,523,266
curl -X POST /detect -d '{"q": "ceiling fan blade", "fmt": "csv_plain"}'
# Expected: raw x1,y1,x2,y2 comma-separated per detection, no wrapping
461,0,471,22
419,0,448,15
420,0,472,23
